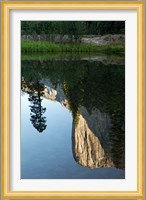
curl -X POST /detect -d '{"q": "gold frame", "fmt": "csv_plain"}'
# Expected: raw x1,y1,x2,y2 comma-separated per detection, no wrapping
1,1,145,199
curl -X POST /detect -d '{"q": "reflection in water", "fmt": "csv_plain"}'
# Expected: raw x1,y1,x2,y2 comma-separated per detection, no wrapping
22,79,47,133
72,107,114,168
21,57,125,178
28,91,47,133
72,107,124,169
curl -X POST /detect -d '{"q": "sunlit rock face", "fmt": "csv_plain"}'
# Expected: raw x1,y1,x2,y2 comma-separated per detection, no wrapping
72,107,115,168
40,80,68,107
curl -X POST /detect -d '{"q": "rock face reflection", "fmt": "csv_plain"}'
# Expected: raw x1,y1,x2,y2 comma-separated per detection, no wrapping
72,107,124,169
72,107,114,168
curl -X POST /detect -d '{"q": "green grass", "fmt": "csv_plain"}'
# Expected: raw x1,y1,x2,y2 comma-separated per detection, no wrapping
21,40,124,54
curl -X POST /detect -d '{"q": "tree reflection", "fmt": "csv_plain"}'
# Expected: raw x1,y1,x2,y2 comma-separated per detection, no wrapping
28,81,47,133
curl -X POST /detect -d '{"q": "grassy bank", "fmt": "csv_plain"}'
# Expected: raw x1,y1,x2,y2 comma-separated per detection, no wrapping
21,40,124,54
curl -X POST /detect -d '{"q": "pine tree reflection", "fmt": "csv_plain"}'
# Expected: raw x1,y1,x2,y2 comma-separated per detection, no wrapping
28,81,47,133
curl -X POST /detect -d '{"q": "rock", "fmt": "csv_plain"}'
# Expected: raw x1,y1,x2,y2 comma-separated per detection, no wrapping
72,107,114,168
40,79,68,104
43,86,57,100
72,106,125,169
82,34,125,46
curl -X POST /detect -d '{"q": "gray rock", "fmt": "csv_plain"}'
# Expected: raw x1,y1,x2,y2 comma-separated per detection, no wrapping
72,107,114,168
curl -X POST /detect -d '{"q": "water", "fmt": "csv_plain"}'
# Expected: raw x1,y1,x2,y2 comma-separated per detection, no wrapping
21,56,125,179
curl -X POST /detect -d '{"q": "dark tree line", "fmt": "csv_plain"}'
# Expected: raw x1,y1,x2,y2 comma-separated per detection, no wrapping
21,21,125,36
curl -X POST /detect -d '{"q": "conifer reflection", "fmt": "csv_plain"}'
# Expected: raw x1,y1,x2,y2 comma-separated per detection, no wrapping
28,81,47,133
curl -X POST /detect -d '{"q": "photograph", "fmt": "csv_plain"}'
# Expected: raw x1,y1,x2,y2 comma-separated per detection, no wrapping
21,21,125,179
1,1,144,198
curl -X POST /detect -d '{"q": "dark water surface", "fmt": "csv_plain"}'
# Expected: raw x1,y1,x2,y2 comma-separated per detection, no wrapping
21,57,125,179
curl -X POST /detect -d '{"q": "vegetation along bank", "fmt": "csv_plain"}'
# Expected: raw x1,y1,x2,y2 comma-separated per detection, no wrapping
21,21,125,54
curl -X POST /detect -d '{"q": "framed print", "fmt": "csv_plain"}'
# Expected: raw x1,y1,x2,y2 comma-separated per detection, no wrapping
1,1,145,199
